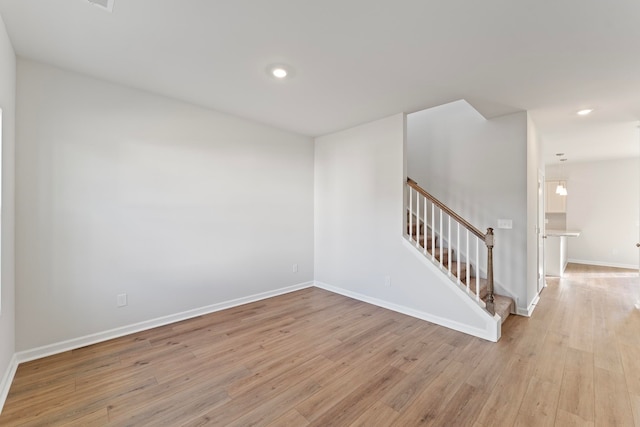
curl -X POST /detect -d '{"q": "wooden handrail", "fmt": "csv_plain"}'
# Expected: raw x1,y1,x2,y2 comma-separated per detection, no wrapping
407,177,485,240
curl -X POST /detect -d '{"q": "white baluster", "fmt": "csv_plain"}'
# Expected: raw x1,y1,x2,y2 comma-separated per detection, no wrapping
447,216,452,276
439,208,444,268
466,230,470,294
408,187,413,243
457,223,461,285
423,197,428,255
431,202,435,261
415,192,421,248
476,237,480,302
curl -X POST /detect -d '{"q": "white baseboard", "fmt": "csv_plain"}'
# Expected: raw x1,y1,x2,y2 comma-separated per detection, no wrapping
0,354,18,415
516,293,540,317
568,259,637,270
15,281,314,364
314,281,499,342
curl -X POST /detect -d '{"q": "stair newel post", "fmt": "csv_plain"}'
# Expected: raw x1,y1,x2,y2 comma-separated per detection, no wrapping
485,228,495,315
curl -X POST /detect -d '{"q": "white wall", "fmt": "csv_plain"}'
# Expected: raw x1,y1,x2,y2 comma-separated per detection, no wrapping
526,115,544,307
547,158,639,268
15,60,314,351
314,114,499,341
0,13,16,410
407,101,530,312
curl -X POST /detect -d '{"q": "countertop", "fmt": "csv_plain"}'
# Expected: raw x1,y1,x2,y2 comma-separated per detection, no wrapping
546,229,581,237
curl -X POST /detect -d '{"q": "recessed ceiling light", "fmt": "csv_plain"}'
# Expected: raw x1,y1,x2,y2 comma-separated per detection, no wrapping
577,109,593,116
266,64,294,80
272,68,287,78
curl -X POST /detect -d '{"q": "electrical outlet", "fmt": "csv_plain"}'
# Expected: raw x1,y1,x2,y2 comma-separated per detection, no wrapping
384,276,391,287
117,293,127,307
292,264,298,273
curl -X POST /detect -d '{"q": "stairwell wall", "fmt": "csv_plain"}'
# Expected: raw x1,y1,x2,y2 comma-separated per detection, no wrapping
314,113,499,341
407,101,530,312
0,13,16,411
526,116,544,310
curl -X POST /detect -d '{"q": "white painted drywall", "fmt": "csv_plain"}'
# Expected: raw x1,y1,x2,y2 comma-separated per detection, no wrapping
314,114,499,340
526,116,544,308
547,158,639,269
407,101,530,311
0,12,16,410
15,60,314,351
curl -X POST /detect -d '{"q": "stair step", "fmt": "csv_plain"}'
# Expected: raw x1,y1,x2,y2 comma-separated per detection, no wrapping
409,230,432,241
434,260,468,280
492,294,514,324
461,278,513,323
460,275,513,323
450,261,468,279
427,247,451,264
461,277,488,300
407,222,424,235
411,234,437,250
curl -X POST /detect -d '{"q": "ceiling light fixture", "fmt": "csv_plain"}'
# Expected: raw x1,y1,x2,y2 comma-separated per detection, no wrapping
266,64,294,80
272,68,287,79
555,158,568,196
577,109,593,116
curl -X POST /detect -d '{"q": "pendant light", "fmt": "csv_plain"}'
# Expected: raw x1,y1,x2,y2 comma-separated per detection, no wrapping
558,158,568,196
554,153,568,196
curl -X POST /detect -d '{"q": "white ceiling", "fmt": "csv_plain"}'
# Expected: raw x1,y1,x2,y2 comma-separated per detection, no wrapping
1,0,639,164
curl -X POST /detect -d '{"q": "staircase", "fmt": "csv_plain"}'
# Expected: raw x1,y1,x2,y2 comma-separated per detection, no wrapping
406,178,514,329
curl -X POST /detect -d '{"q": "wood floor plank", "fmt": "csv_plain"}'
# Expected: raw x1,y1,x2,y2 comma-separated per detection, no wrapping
381,342,456,411
620,342,640,395
429,382,488,426
512,323,549,360
531,331,569,385
464,339,513,392
557,348,595,422
2,264,640,426
348,400,399,427
183,377,321,426
391,360,472,425
110,388,229,427
321,317,400,361
266,409,310,427
4,371,158,426
593,366,635,427
295,333,404,421
0,380,77,422
567,290,595,353
226,343,337,398
593,334,624,374
305,366,406,427
66,407,110,426
555,408,595,426
105,366,249,423
475,354,534,427
514,376,560,427
629,393,640,426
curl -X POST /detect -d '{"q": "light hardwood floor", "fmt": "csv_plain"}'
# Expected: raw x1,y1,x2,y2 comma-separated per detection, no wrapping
1,263,639,426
